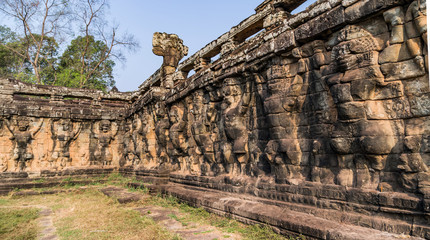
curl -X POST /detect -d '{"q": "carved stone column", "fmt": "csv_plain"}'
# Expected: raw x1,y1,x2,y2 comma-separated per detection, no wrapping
152,32,189,88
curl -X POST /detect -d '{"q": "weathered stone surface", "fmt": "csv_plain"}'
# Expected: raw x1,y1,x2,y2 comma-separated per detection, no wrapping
381,57,427,81
0,0,429,238
295,6,345,41
345,0,405,23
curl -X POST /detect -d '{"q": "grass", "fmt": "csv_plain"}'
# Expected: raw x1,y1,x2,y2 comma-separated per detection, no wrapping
1,188,173,240
0,207,40,240
149,193,304,240
0,173,305,240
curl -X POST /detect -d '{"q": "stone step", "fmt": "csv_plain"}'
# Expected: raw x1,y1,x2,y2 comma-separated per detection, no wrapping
100,186,145,204
158,183,427,240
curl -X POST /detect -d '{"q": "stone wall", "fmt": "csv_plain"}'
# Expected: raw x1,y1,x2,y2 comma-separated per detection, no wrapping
0,78,132,172
127,0,429,195
0,0,429,236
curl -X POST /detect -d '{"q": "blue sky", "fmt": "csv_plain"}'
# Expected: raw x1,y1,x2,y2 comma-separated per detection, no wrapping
110,0,315,92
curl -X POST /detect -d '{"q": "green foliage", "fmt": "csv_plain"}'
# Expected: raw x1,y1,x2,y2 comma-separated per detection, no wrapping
0,208,39,240
57,35,115,90
0,26,115,91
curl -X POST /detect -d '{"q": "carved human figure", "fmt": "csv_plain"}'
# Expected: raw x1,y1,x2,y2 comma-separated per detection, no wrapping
130,116,143,166
153,102,170,167
121,119,139,167
168,104,188,171
220,78,251,175
49,119,82,169
0,118,7,172
258,52,306,183
4,117,43,171
92,120,118,166
382,2,429,193
191,90,215,174
139,110,157,168
327,25,398,189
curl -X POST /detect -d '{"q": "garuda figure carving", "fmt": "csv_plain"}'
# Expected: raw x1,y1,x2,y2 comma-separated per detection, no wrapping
91,120,118,166
49,119,82,169
4,117,43,171
221,78,251,175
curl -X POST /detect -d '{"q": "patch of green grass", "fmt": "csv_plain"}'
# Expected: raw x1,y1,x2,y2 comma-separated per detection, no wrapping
149,194,300,240
194,229,214,235
171,234,184,240
62,176,73,182
126,184,149,194
0,198,10,205
33,178,45,183
168,213,189,226
0,207,39,240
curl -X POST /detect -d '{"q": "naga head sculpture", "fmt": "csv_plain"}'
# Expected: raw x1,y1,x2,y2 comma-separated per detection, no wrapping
152,32,189,74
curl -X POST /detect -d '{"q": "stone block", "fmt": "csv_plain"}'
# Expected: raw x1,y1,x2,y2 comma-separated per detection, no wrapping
403,75,430,95
409,93,430,117
365,101,389,120
342,66,384,84
381,58,426,81
337,102,366,120
295,6,345,41
330,84,353,103
345,0,405,23
336,169,354,187
374,81,404,100
274,30,296,53
379,43,414,64
330,138,355,154
382,98,412,119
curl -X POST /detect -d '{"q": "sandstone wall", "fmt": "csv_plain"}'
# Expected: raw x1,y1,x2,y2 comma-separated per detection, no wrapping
0,78,132,172
0,0,428,196
126,0,430,196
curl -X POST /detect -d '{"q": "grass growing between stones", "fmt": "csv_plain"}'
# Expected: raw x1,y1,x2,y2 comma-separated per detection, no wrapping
147,194,305,240
0,207,40,240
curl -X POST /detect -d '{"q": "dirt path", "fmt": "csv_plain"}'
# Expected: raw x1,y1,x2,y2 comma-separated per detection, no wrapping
101,186,241,240
37,206,58,240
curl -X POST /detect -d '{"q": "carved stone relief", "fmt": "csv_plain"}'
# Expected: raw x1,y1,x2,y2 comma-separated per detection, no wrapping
91,120,118,166
49,119,82,169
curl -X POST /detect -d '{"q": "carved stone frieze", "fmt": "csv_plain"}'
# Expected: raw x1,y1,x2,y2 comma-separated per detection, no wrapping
0,0,428,197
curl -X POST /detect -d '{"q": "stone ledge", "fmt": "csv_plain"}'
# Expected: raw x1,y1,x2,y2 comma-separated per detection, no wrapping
158,183,426,239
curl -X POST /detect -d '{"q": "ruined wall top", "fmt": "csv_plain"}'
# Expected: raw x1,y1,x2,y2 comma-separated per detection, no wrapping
0,78,132,120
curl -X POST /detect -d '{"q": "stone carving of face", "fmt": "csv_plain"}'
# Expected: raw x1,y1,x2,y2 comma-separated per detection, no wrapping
222,81,241,106
192,92,204,116
100,120,111,133
169,108,179,124
61,119,72,131
17,118,30,131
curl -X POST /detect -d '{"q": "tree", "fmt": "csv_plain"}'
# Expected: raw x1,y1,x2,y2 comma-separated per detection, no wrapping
0,0,138,90
0,26,26,78
57,35,115,90
0,0,69,84
72,0,138,89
